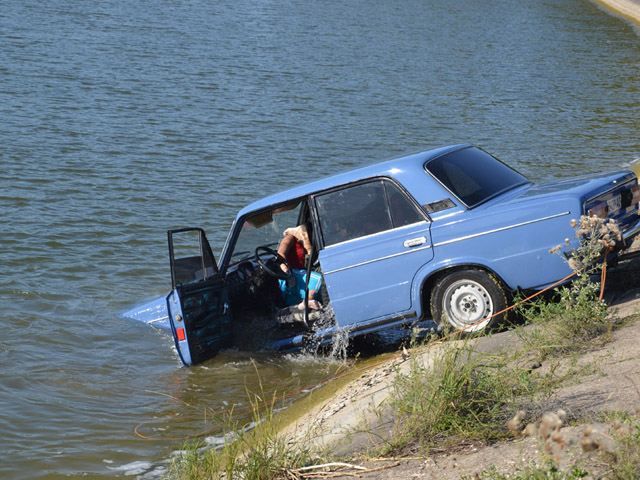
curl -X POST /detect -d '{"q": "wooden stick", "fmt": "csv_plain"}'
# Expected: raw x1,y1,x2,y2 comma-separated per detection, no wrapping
301,472,359,479
294,462,367,472
367,456,424,461
358,462,400,474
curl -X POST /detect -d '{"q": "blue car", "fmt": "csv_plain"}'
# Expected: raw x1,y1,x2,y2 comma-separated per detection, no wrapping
124,144,640,366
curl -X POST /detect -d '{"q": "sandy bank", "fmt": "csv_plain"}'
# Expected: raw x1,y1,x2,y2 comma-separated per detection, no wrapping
592,0,640,27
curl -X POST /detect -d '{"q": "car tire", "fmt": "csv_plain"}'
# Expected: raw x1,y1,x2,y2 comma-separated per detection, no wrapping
430,269,508,333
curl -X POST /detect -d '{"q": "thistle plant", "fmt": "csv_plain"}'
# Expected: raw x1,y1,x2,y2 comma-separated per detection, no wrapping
520,215,619,359
565,215,621,277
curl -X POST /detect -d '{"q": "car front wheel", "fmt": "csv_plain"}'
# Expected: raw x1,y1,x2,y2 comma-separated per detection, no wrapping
430,269,508,333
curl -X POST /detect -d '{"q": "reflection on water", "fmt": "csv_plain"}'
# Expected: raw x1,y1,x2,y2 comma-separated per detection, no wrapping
136,352,346,439
1,0,639,477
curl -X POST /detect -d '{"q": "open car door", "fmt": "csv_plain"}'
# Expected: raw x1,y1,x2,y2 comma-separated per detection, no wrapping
166,228,232,366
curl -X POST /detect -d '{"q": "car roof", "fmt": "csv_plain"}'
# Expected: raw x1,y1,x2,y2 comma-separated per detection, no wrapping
237,143,468,218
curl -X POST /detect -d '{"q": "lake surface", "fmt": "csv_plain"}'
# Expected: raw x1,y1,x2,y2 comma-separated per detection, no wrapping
1,0,639,477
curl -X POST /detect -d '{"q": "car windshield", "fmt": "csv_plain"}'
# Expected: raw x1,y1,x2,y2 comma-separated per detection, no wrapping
425,147,529,207
228,200,303,264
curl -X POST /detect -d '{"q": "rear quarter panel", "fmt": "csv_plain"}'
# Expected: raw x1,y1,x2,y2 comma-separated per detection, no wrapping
409,195,582,316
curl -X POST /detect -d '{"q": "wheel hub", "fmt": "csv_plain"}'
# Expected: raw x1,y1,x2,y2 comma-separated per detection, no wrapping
443,280,494,331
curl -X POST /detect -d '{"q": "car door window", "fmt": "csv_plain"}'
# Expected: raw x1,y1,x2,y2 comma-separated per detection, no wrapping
230,200,303,264
384,181,424,228
316,181,392,246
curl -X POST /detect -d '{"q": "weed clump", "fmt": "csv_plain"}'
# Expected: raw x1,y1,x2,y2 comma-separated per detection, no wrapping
518,215,618,360
517,278,609,360
474,413,640,480
386,346,539,453
604,414,640,480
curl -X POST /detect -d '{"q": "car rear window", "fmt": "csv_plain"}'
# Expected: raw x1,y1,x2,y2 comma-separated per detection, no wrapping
425,147,528,207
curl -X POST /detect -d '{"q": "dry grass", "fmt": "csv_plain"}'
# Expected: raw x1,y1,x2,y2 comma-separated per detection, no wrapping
473,464,589,479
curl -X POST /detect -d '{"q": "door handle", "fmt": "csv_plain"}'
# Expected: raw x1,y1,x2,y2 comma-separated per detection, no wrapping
403,236,427,248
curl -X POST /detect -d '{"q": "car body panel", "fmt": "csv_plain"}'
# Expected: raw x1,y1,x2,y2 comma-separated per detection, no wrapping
319,220,433,327
124,295,170,330
429,199,577,290
166,277,233,366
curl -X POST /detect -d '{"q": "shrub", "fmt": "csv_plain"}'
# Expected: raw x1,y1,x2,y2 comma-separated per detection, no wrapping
517,215,617,359
386,345,536,453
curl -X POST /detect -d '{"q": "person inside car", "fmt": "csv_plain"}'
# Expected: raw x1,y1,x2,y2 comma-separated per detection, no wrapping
276,224,322,310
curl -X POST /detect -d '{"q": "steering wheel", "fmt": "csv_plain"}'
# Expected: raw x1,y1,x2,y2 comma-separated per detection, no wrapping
254,245,292,280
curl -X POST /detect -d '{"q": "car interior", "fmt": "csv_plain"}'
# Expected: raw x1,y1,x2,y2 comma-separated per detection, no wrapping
224,199,334,349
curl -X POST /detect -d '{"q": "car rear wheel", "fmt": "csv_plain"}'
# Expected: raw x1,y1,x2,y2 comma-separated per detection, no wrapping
430,269,508,333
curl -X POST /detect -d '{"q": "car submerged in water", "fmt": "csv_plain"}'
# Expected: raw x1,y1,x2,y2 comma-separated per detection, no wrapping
123,144,640,366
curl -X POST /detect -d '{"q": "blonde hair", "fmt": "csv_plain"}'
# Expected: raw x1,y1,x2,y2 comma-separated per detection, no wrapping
283,224,312,253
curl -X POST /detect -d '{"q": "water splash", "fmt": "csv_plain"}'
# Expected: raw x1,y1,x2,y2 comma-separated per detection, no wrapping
328,326,350,361
299,303,343,359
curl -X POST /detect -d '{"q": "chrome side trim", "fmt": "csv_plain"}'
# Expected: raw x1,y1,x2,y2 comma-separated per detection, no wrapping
324,244,432,275
323,212,570,275
432,211,571,248
324,220,429,250
147,316,169,326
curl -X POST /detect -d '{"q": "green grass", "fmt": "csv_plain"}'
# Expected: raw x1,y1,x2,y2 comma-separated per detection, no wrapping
385,345,544,453
516,276,610,361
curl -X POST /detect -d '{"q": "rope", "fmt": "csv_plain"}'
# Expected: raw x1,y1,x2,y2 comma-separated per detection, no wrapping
460,250,612,330
487,270,577,321
598,247,612,302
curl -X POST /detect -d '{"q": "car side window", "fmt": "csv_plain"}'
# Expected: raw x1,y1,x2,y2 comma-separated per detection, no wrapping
384,181,424,228
316,181,392,246
316,179,425,247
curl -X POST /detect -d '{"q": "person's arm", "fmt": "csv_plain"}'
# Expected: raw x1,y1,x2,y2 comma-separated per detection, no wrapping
277,234,295,273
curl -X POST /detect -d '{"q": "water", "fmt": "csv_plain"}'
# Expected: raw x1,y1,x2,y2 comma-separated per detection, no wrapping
1,0,638,477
